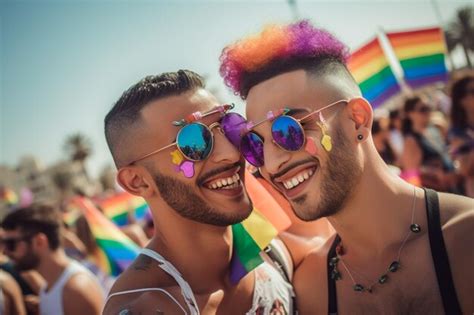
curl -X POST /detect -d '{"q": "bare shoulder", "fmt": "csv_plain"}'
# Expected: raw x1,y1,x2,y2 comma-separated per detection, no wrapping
62,271,104,315
437,192,474,313
293,234,336,315
104,289,187,315
104,254,185,315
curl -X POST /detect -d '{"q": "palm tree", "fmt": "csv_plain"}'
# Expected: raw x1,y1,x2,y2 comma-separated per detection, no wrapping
446,6,474,68
64,133,92,178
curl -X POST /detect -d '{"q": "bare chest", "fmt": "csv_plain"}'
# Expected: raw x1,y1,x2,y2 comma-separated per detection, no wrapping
335,240,445,314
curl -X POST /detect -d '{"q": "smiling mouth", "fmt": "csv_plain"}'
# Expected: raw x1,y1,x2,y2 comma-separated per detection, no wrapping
281,168,315,190
204,172,241,190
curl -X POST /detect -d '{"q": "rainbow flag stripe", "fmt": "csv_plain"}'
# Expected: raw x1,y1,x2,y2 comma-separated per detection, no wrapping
230,171,291,284
96,192,149,226
348,37,401,108
73,197,140,276
387,27,447,88
1,188,19,206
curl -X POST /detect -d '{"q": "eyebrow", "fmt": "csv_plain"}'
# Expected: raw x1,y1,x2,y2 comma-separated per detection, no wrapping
285,108,310,116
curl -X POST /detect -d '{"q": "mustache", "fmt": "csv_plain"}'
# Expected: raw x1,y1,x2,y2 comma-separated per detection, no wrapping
270,157,317,181
196,162,242,186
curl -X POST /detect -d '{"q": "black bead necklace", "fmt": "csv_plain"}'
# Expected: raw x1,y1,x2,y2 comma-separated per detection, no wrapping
330,186,421,293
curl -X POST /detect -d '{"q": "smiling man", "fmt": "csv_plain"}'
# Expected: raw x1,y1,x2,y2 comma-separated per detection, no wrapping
102,70,294,314
219,21,474,314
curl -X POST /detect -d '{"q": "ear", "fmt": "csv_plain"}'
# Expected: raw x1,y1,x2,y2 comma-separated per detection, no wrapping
347,98,373,141
117,166,155,199
33,233,49,251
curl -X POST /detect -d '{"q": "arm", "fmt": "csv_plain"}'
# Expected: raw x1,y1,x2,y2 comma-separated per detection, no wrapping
440,194,474,313
1,271,27,315
62,273,104,315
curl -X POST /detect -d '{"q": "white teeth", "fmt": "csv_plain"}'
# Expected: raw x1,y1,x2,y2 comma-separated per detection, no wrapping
281,168,315,190
206,173,241,190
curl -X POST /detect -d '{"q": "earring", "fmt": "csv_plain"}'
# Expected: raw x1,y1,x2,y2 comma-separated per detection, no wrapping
357,134,363,141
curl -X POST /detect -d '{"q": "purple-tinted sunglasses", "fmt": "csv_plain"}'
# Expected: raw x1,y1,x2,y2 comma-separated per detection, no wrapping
239,99,349,167
128,104,248,164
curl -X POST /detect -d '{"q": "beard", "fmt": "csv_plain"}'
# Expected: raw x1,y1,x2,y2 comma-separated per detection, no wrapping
14,249,40,271
293,126,362,221
152,169,251,226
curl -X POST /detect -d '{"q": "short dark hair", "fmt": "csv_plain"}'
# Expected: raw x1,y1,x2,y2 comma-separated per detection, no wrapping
1,203,62,250
450,75,474,130
104,70,205,167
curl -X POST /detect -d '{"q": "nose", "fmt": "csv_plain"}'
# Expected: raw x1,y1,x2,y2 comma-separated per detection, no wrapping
262,138,291,175
210,125,241,164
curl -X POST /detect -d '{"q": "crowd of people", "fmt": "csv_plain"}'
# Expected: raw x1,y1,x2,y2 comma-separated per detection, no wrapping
372,75,474,197
0,19,473,315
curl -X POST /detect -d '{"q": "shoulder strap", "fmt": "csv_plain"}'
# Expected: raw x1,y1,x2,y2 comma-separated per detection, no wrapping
327,235,340,315
103,249,199,315
424,188,462,314
264,238,294,282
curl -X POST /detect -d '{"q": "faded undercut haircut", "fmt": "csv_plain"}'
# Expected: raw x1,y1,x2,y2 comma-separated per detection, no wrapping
219,20,360,99
104,70,205,168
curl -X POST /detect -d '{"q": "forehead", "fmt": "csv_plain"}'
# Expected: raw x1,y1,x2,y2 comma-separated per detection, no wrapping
245,70,333,120
140,88,219,136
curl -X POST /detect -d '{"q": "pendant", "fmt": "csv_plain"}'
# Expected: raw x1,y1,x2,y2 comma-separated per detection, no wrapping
389,261,400,272
410,223,421,233
378,274,389,284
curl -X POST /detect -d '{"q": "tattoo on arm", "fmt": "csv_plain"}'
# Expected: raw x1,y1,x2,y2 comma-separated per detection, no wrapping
132,255,153,271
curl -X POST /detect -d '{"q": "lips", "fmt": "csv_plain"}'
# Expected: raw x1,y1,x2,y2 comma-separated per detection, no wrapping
273,163,318,198
202,167,243,194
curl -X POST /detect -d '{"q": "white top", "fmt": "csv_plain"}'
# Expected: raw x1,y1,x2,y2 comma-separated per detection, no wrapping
39,260,101,315
105,247,294,314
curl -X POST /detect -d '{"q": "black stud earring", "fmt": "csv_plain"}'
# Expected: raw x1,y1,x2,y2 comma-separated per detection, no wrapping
357,134,363,140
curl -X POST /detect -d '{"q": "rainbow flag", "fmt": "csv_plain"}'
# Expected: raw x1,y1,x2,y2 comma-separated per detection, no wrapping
96,192,149,226
72,197,140,276
387,27,448,89
0,187,19,206
230,171,291,284
348,37,401,108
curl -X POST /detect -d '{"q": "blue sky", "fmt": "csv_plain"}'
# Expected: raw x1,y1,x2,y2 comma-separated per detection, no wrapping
1,0,472,176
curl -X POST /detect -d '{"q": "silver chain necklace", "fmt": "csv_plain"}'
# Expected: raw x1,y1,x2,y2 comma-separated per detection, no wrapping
329,186,421,293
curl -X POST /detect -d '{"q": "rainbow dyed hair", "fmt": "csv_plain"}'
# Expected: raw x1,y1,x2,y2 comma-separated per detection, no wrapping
219,20,349,98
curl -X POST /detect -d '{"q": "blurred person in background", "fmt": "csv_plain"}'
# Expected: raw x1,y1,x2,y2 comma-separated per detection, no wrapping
401,96,457,192
449,75,474,197
389,109,404,158
372,117,397,166
0,229,41,315
1,204,103,315
0,270,26,315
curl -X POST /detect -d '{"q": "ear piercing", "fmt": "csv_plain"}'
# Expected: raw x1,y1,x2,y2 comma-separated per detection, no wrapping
357,134,364,141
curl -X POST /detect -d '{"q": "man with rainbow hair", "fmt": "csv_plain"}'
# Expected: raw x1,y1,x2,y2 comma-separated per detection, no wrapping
220,20,474,314
102,70,303,314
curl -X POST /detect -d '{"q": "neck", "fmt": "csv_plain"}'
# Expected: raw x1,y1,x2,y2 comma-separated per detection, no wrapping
36,249,70,289
149,203,234,293
411,122,425,134
327,149,423,259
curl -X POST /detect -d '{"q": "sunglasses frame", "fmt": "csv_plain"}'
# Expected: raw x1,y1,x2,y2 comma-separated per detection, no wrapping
2,234,35,252
127,104,237,165
241,99,349,165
